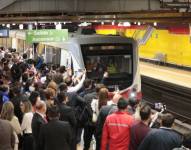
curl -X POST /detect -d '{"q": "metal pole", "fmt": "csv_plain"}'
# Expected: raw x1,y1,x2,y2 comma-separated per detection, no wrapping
74,0,78,12
148,0,151,10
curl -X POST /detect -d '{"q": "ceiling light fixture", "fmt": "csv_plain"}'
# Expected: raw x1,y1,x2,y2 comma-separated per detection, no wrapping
6,24,10,28
153,22,157,26
34,22,38,26
56,22,62,29
123,22,131,27
78,22,91,27
19,24,23,30
118,22,123,26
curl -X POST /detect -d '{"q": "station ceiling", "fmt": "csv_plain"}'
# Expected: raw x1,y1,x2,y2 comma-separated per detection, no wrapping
0,0,191,24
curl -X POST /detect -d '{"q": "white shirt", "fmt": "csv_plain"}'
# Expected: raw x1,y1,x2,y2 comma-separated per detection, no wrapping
107,100,115,106
91,99,99,115
67,73,86,93
21,112,33,134
10,116,22,135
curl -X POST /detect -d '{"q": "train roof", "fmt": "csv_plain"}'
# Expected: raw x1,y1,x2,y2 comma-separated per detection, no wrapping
68,34,136,44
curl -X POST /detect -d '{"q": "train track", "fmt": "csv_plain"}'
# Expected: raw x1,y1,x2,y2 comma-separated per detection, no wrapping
141,75,191,124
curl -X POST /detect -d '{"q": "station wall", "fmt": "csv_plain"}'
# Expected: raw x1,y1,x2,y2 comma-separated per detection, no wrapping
96,26,191,67
139,29,191,67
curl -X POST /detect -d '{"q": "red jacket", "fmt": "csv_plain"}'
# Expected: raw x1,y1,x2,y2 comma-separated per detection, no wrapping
101,111,134,150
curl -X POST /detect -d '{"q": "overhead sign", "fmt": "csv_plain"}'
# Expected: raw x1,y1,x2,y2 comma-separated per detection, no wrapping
26,29,68,43
0,29,9,38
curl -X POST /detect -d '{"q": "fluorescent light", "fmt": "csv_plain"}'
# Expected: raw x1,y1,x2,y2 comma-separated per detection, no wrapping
34,22,38,26
78,22,91,27
2,24,5,26
138,22,141,26
101,22,104,25
6,24,10,28
56,22,62,29
12,23,16,25
154,22,157,26
19,24,23,30
123,22,131,27
118,22,123,26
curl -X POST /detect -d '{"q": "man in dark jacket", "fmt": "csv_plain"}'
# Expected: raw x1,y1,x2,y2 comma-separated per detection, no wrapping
138,113,183,150
129,103,151,150
39,105,72,150
0,119,15,150
83,84,105,150
32,100,47,150
57,92,77,150
11,54,22,82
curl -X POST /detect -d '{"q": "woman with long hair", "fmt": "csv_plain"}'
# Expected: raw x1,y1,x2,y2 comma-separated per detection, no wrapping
98,88,109,110
91,87,109,123
20,100,33,150
1,101,22,150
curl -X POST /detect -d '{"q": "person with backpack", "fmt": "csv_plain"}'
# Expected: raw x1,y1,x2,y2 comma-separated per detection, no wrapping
83,86,109,150
57,92,77,150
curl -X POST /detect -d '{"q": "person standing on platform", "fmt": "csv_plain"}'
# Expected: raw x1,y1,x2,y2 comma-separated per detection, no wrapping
0,118,15,150
129,103,151,150
1,101,22,150
101,98,134,150
20,100,34,150
57,92,77,150
38,105,72,150
96,93,122,150
138,113,183,150
32,100,47,150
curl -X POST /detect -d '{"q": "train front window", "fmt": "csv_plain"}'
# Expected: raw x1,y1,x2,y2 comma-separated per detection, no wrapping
81,44,133,91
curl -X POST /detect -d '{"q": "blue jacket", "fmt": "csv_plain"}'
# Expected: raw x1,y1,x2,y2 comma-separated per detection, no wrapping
0,92,9,103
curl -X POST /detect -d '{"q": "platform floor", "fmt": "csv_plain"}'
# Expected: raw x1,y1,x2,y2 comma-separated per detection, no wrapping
140,62,191,89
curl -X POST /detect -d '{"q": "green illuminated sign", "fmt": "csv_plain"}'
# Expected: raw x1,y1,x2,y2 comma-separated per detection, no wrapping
26,29,68,43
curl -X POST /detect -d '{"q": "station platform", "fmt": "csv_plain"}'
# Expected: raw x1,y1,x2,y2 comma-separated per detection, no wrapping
140,61,191,89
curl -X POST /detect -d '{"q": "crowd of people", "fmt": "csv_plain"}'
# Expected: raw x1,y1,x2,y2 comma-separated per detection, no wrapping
0,47,189,150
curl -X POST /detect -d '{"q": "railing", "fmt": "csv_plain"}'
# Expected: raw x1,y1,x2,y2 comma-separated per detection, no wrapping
133,25,155,46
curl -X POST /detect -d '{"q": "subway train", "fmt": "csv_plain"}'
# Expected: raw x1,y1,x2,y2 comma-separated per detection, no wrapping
45,34,142,99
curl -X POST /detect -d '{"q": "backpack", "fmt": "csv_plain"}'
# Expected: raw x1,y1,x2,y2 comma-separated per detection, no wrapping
77,99,98,127
79,104,93,126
